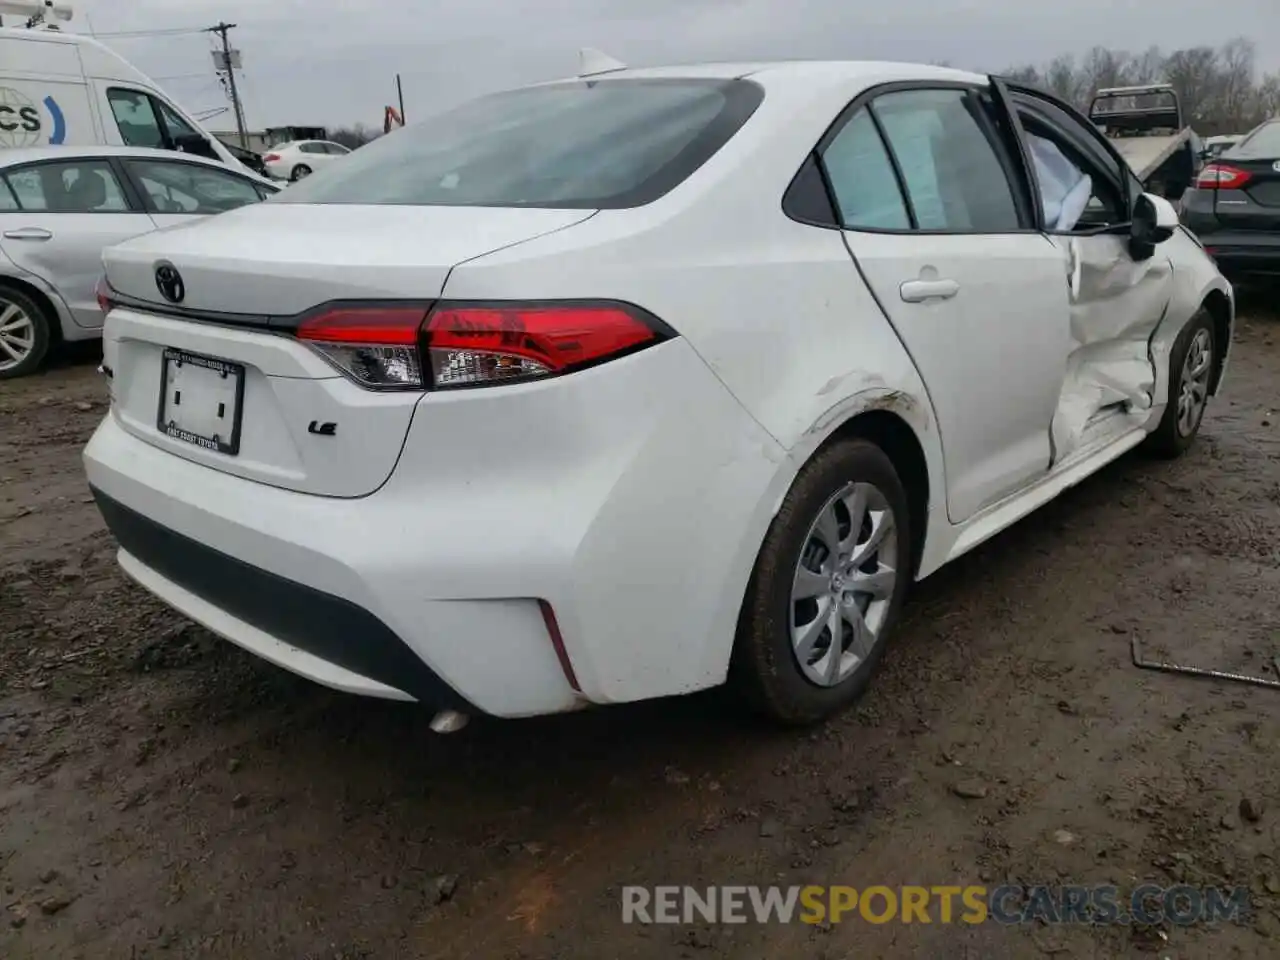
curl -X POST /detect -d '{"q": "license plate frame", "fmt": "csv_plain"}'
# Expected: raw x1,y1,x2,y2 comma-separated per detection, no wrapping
155,347,246,456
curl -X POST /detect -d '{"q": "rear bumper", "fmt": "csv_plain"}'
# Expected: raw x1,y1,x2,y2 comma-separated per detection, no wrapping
1200,240,1280,279
92,489,472,709
83,338,787,717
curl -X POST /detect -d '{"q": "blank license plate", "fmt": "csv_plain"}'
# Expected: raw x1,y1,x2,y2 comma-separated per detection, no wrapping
156,348,245,455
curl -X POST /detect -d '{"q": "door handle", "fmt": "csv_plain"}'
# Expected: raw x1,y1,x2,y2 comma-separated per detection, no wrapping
899,278,959,303
3,228,53,241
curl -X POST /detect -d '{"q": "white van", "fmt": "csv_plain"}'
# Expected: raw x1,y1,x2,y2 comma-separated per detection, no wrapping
0,13,252,174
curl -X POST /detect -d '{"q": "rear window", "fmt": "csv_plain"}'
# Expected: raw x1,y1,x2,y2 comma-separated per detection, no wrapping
1229,121,1280,160
276,78,763,209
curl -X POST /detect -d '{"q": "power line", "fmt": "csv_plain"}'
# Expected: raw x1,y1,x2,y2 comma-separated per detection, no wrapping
87,26,208,39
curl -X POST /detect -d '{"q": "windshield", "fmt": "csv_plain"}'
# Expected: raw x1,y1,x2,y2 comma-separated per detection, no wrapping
276,78,763,209
1228,121,1280,160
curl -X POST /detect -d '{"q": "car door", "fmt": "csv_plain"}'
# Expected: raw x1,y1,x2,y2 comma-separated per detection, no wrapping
822,84,1071,524
120,157,276,229
1007,87,1171,463
0,157,154,329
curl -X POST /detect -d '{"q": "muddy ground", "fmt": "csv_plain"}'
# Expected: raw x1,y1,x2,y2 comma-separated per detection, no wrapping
3,304,1280,960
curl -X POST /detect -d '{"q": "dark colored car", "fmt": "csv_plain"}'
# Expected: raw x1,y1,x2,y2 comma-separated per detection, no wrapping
1181,119,1280,282
222,142,269,178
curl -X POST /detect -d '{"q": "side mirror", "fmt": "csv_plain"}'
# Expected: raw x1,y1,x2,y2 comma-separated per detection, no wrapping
1129,192,1178,260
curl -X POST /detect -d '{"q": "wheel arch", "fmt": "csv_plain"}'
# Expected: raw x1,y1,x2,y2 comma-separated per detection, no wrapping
815,409,931,579
1201,286,1232,395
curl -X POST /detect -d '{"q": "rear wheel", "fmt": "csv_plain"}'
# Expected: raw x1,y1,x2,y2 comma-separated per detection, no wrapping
0,285,51,380
1143,309,1215,459
731,437,913,725
290,164,312,181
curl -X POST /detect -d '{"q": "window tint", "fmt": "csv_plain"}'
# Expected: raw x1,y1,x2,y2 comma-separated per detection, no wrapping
820,108,909,230
871,88,1020,232
276,78,763,209
108,89,165,148
2,161,130,212
1231,121,1280,159
0,180,17,211
126,160,263,214
299,142,324,155
322,142,350,155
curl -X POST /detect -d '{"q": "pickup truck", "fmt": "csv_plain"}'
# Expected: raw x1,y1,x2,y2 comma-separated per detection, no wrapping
1089,83,1202,202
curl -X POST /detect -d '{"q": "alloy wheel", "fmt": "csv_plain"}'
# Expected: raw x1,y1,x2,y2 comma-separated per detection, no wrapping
0,298,36,372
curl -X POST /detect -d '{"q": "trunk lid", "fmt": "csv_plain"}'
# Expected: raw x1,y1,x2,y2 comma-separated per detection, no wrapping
1209,156,1280,231
101,203,595,498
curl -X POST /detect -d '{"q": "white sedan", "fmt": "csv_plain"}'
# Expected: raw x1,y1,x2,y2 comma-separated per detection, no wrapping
84,59,1232,729
261,140,351,181
0,145,279,378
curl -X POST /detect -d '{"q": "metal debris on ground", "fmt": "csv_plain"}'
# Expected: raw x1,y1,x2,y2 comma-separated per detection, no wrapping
1130,635,1280,691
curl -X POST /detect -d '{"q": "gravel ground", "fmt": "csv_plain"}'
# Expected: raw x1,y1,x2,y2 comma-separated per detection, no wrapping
3,305,1280,960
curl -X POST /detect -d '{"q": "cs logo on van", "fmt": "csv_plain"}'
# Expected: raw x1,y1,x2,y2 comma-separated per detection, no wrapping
0,87,66,148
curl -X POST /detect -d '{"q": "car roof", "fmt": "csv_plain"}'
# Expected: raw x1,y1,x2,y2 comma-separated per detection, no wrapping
540,59,987,89
0,145,277,186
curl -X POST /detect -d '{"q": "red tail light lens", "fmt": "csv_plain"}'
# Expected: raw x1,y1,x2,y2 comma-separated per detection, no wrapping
263,153,281,162
1195,164,1251,190
295,300,670,391
296,305,429,389
423,303,664,388
95,276,116,314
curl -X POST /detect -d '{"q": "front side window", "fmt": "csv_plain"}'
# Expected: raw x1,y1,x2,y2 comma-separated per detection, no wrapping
299,142,325,155
2,160,130,212
323,142,351,156
155,100,199,140
108,89,165,148
820,108,910,230
126,160,263,214
276,78,764,209
871,88,1021,233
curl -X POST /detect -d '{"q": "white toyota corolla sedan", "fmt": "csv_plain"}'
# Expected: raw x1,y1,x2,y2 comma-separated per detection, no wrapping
84,59,1232,729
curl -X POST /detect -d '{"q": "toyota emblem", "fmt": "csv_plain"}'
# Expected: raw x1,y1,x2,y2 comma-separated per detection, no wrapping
154,262,185,304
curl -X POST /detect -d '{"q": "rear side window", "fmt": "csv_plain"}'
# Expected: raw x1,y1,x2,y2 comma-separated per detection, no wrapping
277,78,764,209
2,161,130,212
871,88,1021,232
821,109,910,229
1231,121,1280,159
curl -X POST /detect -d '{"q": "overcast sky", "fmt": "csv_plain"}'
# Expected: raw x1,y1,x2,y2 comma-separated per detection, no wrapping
56,0,1280,132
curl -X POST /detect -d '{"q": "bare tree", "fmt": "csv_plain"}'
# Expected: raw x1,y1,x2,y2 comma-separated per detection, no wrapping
1004,37,1279,134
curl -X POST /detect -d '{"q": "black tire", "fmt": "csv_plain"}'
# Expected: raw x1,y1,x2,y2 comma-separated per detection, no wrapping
1142,308,1216,459
730,437,914,725
0,284,52,380
290,164,312,182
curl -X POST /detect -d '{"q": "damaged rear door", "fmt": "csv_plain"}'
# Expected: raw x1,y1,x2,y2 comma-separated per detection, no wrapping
1003,84,1172,462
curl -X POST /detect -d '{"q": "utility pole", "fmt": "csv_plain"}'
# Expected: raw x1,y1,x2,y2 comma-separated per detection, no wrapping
208,21,248,149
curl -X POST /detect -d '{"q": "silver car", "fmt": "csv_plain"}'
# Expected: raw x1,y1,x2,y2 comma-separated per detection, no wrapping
0,145,279,379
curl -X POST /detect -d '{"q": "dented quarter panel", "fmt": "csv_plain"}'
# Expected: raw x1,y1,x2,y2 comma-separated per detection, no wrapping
1046,234,1172,460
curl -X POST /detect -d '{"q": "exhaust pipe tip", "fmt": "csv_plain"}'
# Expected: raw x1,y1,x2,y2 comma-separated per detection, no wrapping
429,709,469,734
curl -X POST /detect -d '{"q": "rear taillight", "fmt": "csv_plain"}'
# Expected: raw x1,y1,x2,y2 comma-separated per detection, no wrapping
263,153,281,162
95,276,116,314
296,305,428,389
423,303,663,388
295,301,670,391
1195,164,1251,190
